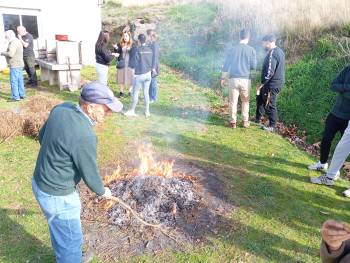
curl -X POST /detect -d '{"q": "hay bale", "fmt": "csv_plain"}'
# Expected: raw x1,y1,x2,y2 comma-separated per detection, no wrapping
21,95,62,138
22,112,50,138
0,110,23,141
0,94,62,141
22,95,61,114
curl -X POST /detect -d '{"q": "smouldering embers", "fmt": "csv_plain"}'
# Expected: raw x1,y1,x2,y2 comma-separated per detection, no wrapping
101,143,201,228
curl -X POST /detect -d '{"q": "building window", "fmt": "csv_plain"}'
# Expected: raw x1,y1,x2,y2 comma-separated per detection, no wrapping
21,15,39,38
3,14,20,32
2,14,39,39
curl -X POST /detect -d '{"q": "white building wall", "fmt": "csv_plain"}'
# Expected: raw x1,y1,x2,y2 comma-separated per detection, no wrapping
0,0,102,65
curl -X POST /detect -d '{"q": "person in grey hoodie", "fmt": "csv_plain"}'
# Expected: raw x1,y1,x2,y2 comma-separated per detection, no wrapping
1,30,25,101
221,29,257,128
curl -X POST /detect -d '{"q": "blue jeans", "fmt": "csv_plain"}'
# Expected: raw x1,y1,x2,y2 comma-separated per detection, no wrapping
10,67,25,100
149,77,158,102
32,179,83,263
131,72,152,113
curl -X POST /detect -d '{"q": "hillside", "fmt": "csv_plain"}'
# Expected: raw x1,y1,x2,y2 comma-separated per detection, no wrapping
102,1,350,143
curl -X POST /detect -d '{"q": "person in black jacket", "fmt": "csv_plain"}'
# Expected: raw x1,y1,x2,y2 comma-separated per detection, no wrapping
17,26,38,87
147,29,160,103
124,34,153,118
256,34,285,132
308,65,350,176
95,30,118,85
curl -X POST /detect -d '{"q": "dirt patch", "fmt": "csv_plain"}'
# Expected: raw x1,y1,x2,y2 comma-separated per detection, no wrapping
81,161,235,261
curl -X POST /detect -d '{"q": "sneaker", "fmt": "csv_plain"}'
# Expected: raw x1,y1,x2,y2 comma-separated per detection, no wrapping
310,175,334,186
262,126,274,132
150,100,155,104
343,188,350,197
119,92,124,98
145,111,151,118
229,122,237,129
308,161,328,172
124,110,137,117
242,121,250,128
82,250,94,263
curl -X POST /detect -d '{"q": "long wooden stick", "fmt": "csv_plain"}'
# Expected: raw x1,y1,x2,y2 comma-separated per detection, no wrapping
109,196,161,228
107,196,180,244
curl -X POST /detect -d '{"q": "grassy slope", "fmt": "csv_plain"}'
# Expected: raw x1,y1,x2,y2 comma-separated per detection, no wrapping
153,3,350,143
0,65,350,262
280,38,349,142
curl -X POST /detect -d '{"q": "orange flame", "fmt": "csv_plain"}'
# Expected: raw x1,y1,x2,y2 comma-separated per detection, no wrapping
103,165,122,185
137,143,174,178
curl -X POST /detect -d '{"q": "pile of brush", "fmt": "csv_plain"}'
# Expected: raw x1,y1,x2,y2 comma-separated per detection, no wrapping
0,95,61,142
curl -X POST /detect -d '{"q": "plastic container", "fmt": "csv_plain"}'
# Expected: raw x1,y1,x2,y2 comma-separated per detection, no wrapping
55,34,68,41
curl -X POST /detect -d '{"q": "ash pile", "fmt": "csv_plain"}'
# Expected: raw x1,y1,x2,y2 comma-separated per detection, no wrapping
107,175,200,228
82,144,235,260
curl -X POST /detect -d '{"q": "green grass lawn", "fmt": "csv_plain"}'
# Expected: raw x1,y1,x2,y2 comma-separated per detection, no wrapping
0,66,349,263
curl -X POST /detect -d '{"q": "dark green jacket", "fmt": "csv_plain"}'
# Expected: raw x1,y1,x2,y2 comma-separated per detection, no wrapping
33,103,105,196
331,65,350,120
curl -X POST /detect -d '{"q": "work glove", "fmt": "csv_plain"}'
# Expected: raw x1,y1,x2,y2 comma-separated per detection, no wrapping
102,187,113,199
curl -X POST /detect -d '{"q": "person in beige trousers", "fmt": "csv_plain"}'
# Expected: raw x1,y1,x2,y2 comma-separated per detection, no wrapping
221,29,257,128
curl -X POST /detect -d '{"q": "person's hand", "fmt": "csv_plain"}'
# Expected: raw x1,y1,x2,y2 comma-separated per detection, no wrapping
321,220,350,252
101,187,113,199
220,79,226,87
256,84,264,95
256,84,264,91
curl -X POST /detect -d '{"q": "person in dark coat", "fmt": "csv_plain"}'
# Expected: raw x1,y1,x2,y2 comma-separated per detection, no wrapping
147,29,160,103
95,30,117,85
256,34,285,132
308,65,350,176
320,220,350,263
17,26,37,87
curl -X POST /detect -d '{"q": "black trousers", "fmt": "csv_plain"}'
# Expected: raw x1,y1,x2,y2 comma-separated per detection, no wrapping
24,56,37,84
320,113,349,164
256,85,281,127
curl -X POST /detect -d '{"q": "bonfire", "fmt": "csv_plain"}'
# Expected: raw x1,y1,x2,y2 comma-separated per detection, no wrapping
82,143,234,260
